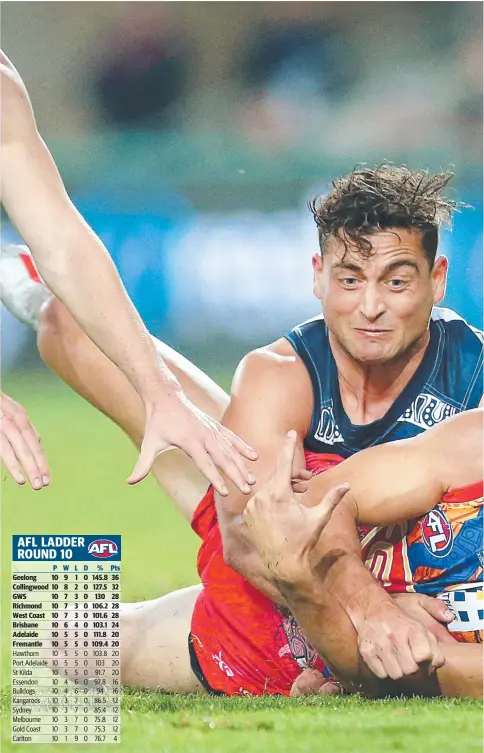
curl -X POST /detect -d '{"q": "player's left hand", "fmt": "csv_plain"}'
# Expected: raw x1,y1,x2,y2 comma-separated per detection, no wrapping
127,389,258,496
0,392,50,489
391,593,456,644
243,430,350,588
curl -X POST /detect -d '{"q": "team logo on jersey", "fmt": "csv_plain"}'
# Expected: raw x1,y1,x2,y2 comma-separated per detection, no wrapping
211,651,235,677
87,539,119,558
397,393,457,430
314,405,344,445
421,509,454,558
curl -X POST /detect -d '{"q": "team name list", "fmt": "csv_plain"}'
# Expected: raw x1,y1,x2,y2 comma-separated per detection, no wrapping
11,535,122,744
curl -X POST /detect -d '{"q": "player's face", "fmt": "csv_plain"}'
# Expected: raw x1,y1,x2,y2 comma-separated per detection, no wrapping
313,229,448,365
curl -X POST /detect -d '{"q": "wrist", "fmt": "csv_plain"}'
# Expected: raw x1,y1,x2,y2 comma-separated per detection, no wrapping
346,585,394,631
141,377,183,411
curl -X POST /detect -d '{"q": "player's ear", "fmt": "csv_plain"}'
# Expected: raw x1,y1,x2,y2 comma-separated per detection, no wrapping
312,254,323,300
431,255,448,304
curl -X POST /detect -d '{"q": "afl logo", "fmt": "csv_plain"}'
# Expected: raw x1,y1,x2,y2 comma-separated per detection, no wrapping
88,539,118,558
421,509,454,558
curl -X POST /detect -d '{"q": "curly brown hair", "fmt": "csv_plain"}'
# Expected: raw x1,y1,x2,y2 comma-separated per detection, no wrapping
309,164,458,266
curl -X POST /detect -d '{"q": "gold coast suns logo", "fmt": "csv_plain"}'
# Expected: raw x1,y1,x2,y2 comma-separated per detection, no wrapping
420,509,454,558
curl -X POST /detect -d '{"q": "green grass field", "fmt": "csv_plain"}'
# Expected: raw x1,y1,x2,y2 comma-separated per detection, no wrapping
1,371,482,753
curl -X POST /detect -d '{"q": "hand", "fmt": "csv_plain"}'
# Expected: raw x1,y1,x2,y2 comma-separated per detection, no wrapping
290,669,342,697
127,390,258,496
243,430,349,588
0,392,50,489
391,593,456,644
355,598,447,681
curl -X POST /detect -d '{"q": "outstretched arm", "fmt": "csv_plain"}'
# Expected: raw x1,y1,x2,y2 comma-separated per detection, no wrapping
298,408,483,526
0,51,256,494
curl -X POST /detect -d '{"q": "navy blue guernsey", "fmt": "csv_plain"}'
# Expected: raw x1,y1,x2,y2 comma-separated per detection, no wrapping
285,307,483,458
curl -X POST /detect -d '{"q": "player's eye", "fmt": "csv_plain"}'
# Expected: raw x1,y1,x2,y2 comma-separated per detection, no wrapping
340,277,359,288
388,278,408,289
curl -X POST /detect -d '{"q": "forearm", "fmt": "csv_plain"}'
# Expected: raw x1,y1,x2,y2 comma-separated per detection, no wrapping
222,516,289,606
34,217,178,405
279,582,482,698
276,576,374,692
312,502,394,630
2,135,177,407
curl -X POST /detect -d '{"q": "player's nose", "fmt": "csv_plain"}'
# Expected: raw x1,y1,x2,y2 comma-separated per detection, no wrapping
358,285,386,321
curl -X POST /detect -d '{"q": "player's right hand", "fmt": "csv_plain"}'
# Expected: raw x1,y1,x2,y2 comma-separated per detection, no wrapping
243,430,349,588
355,598,447,681
0,392,50,489
127,390,258,496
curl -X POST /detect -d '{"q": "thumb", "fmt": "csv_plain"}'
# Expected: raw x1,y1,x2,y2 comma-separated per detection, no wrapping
421,595,455,624
127,443,156,485
272,430,298,492
309,483,350,536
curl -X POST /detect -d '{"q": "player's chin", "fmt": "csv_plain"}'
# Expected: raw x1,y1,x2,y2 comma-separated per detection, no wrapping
350,345,396,365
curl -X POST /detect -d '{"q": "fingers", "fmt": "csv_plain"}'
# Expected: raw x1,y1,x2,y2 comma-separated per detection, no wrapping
288,461,312,493
22,425,50,485
128,418,255,494
420,595,455,624
272,431,298,495
290,669,327,696
393,642,420,677
1,416,49,489
309,483,350,537
218,425,258,461
190,447,229,496
318,681,342,696
374,643,404,680
291,480,310,493
361,633,419,681
372,640,413,680
204,436,253,495
359,641,388,679
291,468,312,481
127,441,157,485
1,434,26,485
408,627,445,671
322,483,351,512
427,632,446,670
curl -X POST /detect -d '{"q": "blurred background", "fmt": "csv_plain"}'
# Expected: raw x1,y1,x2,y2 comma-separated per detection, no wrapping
1,1,482,373
0,3,482,720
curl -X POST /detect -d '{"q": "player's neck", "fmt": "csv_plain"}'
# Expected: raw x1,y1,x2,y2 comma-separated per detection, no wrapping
330,330,430,425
